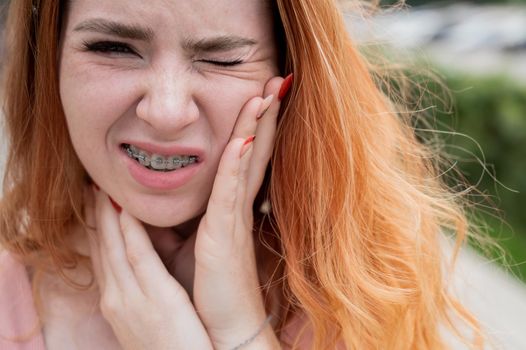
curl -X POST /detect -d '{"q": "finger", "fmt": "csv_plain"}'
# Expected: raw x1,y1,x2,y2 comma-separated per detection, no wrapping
231,85,278,220
229,96,262,141
202,138,246,243
119,209,187,302
246,76,285,203
93,192,123,297
236,137,256,222
84,186,104,291
94,190,142,297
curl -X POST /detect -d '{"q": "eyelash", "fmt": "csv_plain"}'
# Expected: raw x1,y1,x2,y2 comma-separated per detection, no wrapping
83,40,139,56
82,40,244,67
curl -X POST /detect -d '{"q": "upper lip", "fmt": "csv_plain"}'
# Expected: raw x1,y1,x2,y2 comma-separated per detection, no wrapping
120,141,205,160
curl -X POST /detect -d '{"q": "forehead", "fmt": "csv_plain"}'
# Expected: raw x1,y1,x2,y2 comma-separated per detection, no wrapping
64,0,274,39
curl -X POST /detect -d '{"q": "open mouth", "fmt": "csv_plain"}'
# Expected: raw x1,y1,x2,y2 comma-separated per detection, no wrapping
121,143,199,172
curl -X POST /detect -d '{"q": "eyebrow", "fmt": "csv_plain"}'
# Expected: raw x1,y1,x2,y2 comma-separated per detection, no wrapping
73,18,154,41
182,36,257,53
73,18,257,53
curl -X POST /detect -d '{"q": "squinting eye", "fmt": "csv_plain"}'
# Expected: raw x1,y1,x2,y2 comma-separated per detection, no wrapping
199,59,244,67
82,40,141,58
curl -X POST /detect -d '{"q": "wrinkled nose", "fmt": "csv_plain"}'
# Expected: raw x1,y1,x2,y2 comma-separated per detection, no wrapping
136,63,199,134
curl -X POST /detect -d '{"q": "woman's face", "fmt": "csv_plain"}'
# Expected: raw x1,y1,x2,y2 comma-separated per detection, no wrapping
59,0,279,228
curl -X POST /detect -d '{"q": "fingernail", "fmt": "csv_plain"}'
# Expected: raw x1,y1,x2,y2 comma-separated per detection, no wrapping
278,73,294,101
257,94,274,120
240,135,256,157
108,196,122,213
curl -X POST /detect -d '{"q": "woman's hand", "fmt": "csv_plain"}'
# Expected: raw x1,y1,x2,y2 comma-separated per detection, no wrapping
84,75,289,349
145,76,287,348
192,76,286,349
84,188,214,350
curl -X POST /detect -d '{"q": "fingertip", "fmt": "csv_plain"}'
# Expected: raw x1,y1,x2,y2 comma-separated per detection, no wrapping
230,137,249,157
263,76,286,97
240,135,256,158
119,208,134,227
108,196,122,214
118,208,145,235
257,94,274,120
278,73,294,101
118,207,131,230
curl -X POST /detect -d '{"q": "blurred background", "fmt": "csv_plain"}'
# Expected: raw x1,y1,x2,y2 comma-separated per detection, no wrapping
347,1,526,346
349,0,526,281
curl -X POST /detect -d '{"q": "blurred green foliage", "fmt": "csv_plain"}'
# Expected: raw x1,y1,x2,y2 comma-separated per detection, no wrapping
430,71,526,280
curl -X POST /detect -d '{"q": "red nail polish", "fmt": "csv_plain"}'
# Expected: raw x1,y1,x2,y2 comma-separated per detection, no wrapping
109,196,122,213
243,135,256,146
278,73,294,101
240,135,256,157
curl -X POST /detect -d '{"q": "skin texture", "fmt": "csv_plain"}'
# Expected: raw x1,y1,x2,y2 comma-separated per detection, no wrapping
59,0,279,229
57,0,289,348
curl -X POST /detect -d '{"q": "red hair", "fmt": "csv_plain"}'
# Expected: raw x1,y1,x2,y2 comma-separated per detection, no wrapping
1,0,484,348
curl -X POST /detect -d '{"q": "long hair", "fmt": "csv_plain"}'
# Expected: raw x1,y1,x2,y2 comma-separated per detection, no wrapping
1,0,85,276
1,0,483,349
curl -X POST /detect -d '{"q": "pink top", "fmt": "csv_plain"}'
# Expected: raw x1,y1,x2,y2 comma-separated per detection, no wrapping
0,249,310,349
0,250,46,350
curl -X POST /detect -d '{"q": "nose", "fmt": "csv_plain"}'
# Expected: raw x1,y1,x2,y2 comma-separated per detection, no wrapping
136,62,199,134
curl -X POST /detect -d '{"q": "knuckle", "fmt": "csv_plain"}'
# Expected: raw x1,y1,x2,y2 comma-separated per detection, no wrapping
126,244,145,266
100,293,120,317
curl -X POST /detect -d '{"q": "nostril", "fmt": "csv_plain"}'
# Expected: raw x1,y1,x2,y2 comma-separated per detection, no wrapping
135,92,199,132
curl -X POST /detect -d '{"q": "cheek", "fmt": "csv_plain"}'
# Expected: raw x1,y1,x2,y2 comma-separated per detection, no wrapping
199,77,263,141
61,63,130,120
59,60,134,152
60,87,105,168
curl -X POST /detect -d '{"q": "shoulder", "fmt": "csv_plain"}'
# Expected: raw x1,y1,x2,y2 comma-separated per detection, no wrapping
0,248,24,281
0,249,45,349
0,248,34,316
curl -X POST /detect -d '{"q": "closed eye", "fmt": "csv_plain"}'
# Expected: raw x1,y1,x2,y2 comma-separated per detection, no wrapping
199,59,244,67
81,41,244,67
82,40,142,58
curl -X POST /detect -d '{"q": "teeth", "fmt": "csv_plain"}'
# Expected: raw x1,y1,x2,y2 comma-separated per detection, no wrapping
166,156,176,170
150,154,166,170
138,151,150,167
123,144,197,171
172,156,183,169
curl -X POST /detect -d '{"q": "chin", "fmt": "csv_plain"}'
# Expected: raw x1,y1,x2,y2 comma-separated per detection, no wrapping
131,210,187,228
127,202,206,230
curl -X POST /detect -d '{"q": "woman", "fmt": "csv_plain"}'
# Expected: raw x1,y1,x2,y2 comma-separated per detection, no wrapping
0,0,484,349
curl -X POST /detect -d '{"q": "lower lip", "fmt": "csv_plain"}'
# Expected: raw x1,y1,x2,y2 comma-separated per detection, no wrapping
120,148,202,190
